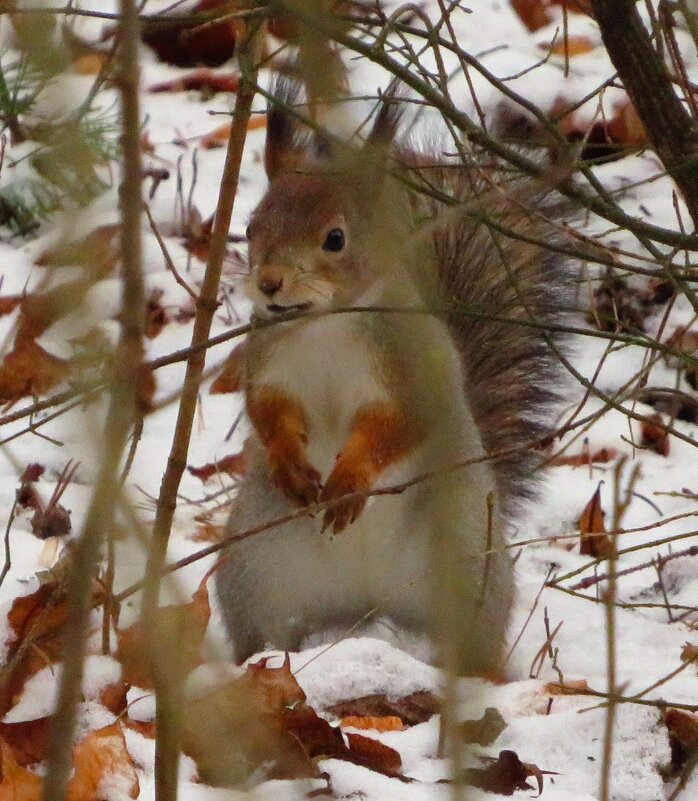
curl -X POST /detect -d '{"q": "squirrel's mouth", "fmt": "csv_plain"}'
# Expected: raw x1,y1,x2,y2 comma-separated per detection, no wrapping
266,302,313,314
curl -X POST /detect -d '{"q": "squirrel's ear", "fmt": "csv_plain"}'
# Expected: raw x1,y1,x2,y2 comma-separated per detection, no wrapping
264,78,307,181
365,81,403,151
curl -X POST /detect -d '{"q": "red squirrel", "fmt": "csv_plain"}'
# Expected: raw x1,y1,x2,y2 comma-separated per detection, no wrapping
215,79,574,673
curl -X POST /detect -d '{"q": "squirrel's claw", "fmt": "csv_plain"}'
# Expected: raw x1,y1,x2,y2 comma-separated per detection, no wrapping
320,460,370,534
270,457,321,508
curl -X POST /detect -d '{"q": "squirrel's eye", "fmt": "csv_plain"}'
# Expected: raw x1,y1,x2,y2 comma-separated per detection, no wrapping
322,228,345,252
245,225,252,240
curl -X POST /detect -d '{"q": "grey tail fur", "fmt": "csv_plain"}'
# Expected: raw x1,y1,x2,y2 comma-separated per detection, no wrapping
423,174,576,512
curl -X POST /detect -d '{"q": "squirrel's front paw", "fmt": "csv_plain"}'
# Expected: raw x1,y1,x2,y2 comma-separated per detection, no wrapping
270,452,321,508
321,459,371,534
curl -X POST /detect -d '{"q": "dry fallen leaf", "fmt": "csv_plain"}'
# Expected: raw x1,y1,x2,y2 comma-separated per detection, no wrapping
188,450,249,482
680,642,698,664
641,413,670,456
141,0,243,67
664,709,698,749
465,749,551,796
340,716,404,733
0,718,52,767
1,571,104,716
551,447,618,467
545,678,590,695
0,341,71,402
66,723,139,801
578,484,614,558
149,69,240,95
0,737,42,801
115,570,211,688
460,707,507,746
326,690,440,727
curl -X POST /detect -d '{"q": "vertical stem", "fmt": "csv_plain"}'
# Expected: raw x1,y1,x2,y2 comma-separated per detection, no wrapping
41,1,145,799
142,23,262,801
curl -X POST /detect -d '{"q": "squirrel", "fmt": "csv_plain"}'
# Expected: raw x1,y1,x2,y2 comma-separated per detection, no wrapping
214,79,575,674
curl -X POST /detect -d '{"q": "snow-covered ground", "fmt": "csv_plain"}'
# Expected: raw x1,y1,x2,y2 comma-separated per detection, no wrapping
0,1,696,799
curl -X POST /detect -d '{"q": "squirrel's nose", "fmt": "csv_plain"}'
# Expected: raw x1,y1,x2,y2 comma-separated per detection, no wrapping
258,274,283,297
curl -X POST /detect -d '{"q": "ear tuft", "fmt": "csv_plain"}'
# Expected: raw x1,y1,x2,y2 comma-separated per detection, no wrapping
264,77,305,180
365,79,404,150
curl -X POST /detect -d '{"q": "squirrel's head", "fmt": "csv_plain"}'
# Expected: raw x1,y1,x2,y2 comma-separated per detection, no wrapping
245,80,404,319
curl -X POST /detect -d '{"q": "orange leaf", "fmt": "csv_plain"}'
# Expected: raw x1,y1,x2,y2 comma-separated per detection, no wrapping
340,715,404,732
66,723,139,801
0,738,42,801
72,53,108,75
210,342,246,394
547,35,595,56
578,485,614,558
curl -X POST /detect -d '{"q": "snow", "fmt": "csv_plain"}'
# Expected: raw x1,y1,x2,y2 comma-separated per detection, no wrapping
0,0,695,799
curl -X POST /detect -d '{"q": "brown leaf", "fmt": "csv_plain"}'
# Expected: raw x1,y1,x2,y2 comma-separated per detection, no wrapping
344,731,402,775
141,0,243,68
136,362,157,415
99,680,129,716
664,709,698,749
578,485,614,558
545,678,590,695
188,450,249,482
326,690,440,727
465,749,549,796
30,505,71,540
551,447,618,467
641,413,670,456
589,277,649,334
115,571,211,688
210,342,246,394
633,388,698,425
460,707,507,746
181,659,318,786
340,716,404,732
0,340,70,402
0,737,42,801
34,225,120,280
0,718,52,767
149,69,239,95
145,289,169,339
1,573,104,716
0,297,22,317
66,723,139,801
680,643,698,664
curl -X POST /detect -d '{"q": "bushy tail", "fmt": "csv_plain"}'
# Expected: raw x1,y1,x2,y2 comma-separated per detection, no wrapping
425,174,577,511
